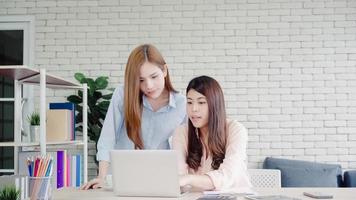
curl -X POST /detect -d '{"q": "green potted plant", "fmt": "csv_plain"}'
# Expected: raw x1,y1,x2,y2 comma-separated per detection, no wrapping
27,111,40,142
0,185,20,200
67,73,113,165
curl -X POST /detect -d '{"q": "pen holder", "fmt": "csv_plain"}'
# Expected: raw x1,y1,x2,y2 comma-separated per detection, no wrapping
29,176,52,200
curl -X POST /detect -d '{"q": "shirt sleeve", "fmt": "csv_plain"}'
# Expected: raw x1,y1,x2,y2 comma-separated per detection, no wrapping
206,120,251,190
172,125,189,175
96,86,124,162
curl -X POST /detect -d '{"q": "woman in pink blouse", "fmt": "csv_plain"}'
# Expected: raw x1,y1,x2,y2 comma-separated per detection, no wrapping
172,76,252,193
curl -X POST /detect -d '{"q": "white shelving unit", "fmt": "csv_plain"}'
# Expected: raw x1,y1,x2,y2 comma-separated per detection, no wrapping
0,65,88,183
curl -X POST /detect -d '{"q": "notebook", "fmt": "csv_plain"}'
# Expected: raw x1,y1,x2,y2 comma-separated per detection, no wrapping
110,150,185,197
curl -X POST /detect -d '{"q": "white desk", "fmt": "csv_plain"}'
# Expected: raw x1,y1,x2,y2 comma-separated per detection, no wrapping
53,188,201,200
53,187,356,200
253,188,356,200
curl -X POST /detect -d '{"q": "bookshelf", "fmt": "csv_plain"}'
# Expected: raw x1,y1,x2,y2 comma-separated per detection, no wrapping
0,65,88,183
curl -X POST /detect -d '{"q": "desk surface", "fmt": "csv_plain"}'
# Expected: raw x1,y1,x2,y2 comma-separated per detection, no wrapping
53,187,356,200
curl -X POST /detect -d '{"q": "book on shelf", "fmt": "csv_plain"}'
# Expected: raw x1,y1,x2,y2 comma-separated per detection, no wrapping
49,102,76,140
46,109,72,142
75,154,81,187
66,153,71,187
57,150,65,188
71,155,76,187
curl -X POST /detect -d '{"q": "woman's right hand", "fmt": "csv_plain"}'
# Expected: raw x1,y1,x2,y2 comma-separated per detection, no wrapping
80,177,105,190
81,161,110,190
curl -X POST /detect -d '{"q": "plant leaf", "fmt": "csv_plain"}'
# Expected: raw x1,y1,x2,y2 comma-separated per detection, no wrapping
75,126,83,132
76,105,83,113
102,93,113,100
95,76,109,90
78,90,83,98
87,78,96,96
98,101,110,110
93,91,102,101
74,73,86,83
67,95,82,104
0,185,20,200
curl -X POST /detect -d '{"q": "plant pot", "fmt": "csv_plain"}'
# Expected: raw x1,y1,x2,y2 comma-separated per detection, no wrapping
30,125,40,142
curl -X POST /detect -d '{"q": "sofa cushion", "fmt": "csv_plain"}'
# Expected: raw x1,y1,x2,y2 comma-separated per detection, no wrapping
344,170,356,187
263,157,342,187
277,165,339,187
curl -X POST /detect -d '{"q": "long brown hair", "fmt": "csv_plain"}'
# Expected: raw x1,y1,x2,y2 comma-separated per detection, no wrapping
186,76,227,171
124,44,176,149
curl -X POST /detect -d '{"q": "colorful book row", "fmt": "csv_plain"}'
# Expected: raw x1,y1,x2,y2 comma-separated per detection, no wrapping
57,150,81,188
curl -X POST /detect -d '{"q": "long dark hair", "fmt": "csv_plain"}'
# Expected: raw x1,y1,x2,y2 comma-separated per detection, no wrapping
186,76,227,171
124,44,176,149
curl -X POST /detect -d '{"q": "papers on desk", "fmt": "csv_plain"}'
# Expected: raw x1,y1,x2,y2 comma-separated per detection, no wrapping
197,195,237,200
203,190,255,196
204,190,301,200
203,189,255,196
202,190,256,200
245,195,302,200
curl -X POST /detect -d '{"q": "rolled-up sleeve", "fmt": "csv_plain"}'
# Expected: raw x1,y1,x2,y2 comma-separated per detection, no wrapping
96,86,123,162
206,121,250,191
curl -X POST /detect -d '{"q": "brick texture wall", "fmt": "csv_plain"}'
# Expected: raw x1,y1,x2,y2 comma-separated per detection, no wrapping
1,0,356,179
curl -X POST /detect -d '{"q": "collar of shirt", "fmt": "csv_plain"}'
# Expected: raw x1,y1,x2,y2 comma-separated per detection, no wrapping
142,92,177,112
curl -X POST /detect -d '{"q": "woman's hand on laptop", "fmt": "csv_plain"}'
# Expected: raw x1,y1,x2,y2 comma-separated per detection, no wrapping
179,174,215,191
179,175,191,187
80,177,105,190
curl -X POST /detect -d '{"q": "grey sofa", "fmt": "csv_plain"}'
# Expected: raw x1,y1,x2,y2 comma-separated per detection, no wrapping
344,170,356,187
263,157,356,187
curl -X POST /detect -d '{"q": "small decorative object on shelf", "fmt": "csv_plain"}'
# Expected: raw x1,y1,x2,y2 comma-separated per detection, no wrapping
27,112,40,143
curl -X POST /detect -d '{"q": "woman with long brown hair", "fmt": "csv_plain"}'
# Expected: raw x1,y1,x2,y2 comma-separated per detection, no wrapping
173,76,252,192
82,44,186,190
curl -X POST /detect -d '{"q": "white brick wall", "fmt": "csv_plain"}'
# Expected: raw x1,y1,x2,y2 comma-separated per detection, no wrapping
2,0,356,179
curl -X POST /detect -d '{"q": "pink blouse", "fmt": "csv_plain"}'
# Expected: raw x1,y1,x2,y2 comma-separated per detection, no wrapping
172,119,252,193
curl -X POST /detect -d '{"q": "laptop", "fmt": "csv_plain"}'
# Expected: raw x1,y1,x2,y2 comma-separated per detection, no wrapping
110,150,185,197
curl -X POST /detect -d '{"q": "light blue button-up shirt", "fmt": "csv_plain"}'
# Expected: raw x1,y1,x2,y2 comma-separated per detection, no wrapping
96,85,187,162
